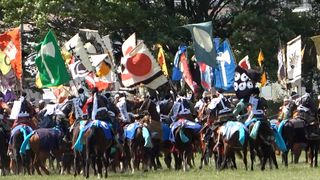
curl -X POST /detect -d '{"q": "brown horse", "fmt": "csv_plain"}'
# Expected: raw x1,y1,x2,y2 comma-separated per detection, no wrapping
83,123,113,178
20,117,70,175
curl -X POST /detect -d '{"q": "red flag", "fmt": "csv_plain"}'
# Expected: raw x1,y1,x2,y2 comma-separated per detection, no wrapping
0,28,22,79
238,55,251,70
180,52,197,92
85,72,109,91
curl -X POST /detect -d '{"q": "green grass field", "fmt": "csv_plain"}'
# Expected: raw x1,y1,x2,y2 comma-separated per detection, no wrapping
1,156,320,180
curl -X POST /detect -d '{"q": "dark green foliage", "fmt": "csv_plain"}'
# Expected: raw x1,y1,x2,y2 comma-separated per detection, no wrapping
1,0,320,90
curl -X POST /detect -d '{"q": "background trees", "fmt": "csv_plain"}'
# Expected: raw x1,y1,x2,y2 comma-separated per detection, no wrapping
1,0,320,89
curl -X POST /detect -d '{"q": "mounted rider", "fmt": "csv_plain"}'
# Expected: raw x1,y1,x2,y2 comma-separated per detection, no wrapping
0,92,11,131
11,92,37,129
294,89,319,139
116,93,134,125
169,92,195,122
295,89,317,123
246,87,268,122
207,91,234,124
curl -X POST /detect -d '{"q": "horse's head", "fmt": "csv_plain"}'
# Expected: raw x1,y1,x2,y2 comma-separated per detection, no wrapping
60,100,74,118
139,97,160,122
20,98,35,117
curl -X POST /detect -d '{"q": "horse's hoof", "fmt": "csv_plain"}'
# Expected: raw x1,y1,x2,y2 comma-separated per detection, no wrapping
97,174,102,179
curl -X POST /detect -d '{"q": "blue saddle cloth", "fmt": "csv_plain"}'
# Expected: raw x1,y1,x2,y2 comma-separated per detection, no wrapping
270,122,287,152
162,123,171,141
9,125,33,146
73,120,113,152
169,119,202,142
221,121,247,146
37,128,63,152
124,122,153,148
124,122,140,140
278,119,288,136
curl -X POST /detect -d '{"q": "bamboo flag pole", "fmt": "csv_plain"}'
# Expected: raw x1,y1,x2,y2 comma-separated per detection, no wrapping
19,23,23,96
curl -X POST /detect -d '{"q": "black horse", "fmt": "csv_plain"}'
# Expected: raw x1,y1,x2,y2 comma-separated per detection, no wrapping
0,124,9,176
249,120,278,171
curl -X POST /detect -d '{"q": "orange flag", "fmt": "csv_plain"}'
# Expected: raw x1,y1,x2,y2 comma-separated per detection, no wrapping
257,49,267,86
0,27,22,79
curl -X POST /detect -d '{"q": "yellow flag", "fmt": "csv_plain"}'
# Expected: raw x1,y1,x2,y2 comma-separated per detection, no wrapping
35,73,43,88
156,44,168,76
257,49,264,67
260,72,267,87
257,49,267,86
96,62,111,77
0,50,12,75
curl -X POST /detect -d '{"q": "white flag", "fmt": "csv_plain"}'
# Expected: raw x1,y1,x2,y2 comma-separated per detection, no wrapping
286,36,301,84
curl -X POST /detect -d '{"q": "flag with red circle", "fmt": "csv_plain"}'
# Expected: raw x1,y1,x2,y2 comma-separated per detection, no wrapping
121,42,167,89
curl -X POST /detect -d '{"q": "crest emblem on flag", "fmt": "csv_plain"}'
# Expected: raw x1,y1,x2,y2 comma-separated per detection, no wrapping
183,21,217,67
0,27,22,79
214,40,236,91
234,66,260,101
121,42,167,89
286,36,301,84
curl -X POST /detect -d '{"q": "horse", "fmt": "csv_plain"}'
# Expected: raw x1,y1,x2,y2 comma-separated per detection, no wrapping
20,115,70,175
280,109,320,167
9,98,36,175
0,124,9,176
171,122,200,171
124,117,153,173
74,92,114,178
138,97,164,170
83,121,113,178
248,119,278,171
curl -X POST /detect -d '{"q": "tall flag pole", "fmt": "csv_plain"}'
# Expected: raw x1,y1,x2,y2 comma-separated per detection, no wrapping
19,23,23,95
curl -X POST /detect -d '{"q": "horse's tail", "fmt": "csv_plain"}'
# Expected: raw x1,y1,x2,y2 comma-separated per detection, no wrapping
19,131,35,154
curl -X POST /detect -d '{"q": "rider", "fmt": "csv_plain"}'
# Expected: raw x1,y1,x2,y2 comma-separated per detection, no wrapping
0,92,11,131
78,88,88,108
207,90,233,124
295,89,317,123
246,87,268,122
11,92,37,129
116,93,133,125
169,91,194,122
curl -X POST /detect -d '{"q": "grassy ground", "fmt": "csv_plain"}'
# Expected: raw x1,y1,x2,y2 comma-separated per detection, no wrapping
1,156,320,180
